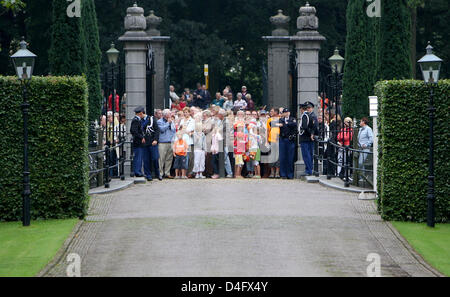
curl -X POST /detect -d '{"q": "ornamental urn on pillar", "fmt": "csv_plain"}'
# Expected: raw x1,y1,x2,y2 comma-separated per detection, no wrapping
297,2,319,33
270,10,290,36
146,10,162,36
123,2,147,38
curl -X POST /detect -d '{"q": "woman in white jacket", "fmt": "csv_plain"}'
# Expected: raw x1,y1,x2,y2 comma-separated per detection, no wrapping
178,107,195,176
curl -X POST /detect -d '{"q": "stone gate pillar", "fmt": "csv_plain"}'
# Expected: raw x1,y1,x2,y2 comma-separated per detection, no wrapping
262,10,291,109
118,3,150,132
146,10,170,110
291,2,326,177
291,2,325,109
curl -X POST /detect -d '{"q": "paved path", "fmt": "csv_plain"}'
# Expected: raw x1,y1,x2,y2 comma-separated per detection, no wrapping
42,179,438,277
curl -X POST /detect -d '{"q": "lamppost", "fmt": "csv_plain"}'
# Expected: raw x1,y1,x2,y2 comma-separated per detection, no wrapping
328,47,345,122
10,38,37,227
325,47,344,180
418,42,442,228
106,43,121,183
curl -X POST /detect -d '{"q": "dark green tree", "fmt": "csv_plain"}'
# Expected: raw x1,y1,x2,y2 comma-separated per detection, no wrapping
25,0,52,75
49,0,85,75
342,0,377,119
3,0,448,95
81,0,102,123
416,0,449,79
166,20,233,95
378,0,412,80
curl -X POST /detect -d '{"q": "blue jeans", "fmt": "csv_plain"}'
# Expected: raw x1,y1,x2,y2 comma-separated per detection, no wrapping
358,148,371,170
300,141,314,175
212,153,219,175
246,159,255,172
143,145,160,179
279,137,295,178
224,146,233,176
108,149,118,177
133,146,144,176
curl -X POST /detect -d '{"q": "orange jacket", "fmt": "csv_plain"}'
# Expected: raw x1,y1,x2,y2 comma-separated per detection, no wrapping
174,139,188,156
267,117,280,143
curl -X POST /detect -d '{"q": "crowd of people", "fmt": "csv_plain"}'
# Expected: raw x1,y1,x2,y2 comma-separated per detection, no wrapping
129,84,311,181
315,97,374,180
100,84,374,182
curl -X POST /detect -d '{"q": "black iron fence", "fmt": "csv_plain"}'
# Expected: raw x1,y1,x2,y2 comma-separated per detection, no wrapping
313,125,374,188
88,127,128,189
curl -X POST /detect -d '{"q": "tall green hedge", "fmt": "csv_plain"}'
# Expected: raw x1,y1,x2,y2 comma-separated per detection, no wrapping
49,0,86,76
378,0,412,80
49,0,103,127
0,76,89,221
81,0,102,125
342,0,377,119
376,79,450,223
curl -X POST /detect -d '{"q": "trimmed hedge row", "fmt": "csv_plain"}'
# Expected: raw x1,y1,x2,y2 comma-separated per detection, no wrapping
375,79,450,223
0,76,89,221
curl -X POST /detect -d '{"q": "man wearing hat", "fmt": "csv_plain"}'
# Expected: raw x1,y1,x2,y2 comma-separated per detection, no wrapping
305,101,320,137
130,106,146,177
298,102,316,176
142,111,161,181
278,108,298,179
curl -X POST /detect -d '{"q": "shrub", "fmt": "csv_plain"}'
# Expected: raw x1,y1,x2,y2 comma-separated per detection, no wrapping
82,0,102,125
378,0,412,80
0,76,89,221
376,79,450,222
342,0,378,119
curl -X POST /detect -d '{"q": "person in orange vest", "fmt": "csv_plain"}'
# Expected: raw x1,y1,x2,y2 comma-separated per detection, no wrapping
173,131,189,179
266,108,281,178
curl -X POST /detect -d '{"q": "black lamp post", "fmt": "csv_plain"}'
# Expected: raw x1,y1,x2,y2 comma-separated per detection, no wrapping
329,47,345,75
106,43,120,183
329,47,345,121
325,48,344,180
10,38,37,227
106,42,119,114
418,42,442,228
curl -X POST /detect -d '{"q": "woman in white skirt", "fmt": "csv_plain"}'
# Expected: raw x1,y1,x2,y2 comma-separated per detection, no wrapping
193,122,207,178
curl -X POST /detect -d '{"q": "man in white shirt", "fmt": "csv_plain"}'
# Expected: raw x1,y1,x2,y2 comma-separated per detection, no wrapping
358,117,374,171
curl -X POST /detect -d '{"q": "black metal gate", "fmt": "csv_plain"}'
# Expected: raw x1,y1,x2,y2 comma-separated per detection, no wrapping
90,59,126,189
262,61,268,108
289,48,299,164
165,62,170,109
146,44,155,115
289,49,298,118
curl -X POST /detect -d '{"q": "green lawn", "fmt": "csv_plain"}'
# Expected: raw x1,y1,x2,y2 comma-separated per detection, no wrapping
0,219,78,277
391,221,450,276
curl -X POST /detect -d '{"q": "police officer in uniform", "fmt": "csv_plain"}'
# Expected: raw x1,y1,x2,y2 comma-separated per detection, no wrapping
142,111,161,181
299,102,316,176
306,101,319,137
130,106,146,177
279,108,298,179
